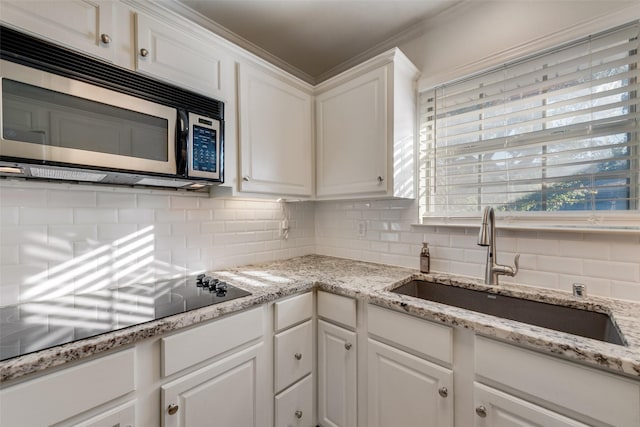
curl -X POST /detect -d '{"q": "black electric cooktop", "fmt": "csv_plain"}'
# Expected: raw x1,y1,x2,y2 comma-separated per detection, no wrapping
0,275,251,361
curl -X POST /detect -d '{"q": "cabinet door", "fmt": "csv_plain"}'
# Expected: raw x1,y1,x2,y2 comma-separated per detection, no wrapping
135,13,232,100
238,64,313,196
317,320,357,427
473,383,589,427
0,0,116,62
316,66,388,198
367,338,453,427
162,343,266,427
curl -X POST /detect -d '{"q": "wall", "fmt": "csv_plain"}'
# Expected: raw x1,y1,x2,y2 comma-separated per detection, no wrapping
315,199,640,301
0,180,314,306
402,0,640,90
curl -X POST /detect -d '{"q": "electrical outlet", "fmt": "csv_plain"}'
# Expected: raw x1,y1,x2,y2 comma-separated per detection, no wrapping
357,220,367,237
280,218,289,239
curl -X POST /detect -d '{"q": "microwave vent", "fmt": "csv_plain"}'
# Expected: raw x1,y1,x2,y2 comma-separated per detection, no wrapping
29,167,106,182
135,177,193,188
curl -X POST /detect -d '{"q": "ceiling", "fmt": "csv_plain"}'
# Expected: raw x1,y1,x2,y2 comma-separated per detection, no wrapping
170,0,463,84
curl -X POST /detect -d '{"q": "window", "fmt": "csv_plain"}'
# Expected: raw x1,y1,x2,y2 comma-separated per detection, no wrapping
419,22,639,224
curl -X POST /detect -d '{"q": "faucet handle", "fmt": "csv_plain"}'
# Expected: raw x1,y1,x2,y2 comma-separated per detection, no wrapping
512,254,520,276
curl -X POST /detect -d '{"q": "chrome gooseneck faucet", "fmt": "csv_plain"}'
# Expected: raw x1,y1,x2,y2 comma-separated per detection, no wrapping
477,206,520,285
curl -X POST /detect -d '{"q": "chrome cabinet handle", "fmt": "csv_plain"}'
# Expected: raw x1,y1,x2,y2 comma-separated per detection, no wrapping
100,33,111,44
344,342,352,350
438,386,448,398
475,405,487,418
167,403,179,415
377,176,384,183
140,48,149,57
294,352,302,360
294,410,303,419
242,176,250,182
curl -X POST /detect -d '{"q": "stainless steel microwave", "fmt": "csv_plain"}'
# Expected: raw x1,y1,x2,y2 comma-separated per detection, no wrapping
0,26,224,190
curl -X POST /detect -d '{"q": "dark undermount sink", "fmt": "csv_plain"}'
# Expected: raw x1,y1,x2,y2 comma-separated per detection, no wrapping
392,280,625,346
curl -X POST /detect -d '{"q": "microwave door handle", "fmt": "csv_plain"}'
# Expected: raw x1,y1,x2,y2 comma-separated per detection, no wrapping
177,110,188,176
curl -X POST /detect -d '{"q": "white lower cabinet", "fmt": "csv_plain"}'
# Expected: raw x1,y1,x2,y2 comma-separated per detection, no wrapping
275,374,314,427
317,319,357,427
0,349,136,426
162,343,266,427
473,383,588,427
367,338,453,427
475,335,640,426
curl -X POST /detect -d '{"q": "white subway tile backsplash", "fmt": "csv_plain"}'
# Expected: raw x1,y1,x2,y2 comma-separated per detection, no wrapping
97,223,138,241
537,255,583,275
1,246,19,265
20,207,73,225
213,209,236,221
47,190,96,207
583,260,639,282
118,208,154,224
201,221,225,234
47,225,97,242
0,207,19,225
96,192,137,208
609,242,640,263
1,181,638,304
610,280,640,301
171,222,200,236
515,270,559,289
380,232,400,242
171,195,200,209
155,209,186,223
75,208,118,224
137,194,171,209
0,187,46,207
187,234,211,249
198,198,225,209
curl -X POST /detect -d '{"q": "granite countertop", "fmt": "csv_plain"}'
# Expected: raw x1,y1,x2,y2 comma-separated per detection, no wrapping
1,254,639,383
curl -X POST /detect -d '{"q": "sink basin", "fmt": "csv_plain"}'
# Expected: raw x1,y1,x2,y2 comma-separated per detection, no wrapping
392,280,625,346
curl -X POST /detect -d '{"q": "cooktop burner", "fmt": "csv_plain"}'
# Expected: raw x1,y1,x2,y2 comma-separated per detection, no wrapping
0,275,251,361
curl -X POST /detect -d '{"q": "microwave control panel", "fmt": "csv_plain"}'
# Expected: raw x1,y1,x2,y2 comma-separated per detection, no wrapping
188,113,221,181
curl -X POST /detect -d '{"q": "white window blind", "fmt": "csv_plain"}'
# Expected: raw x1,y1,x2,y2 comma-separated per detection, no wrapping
419,22,639,218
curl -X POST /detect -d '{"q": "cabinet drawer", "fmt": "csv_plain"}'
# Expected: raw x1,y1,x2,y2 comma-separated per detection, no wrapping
317,291,356,328
162,307,263,377
475,336,640,426
473,383,588,427
72,401,136,427
275,374,313,427
0,349,135,426
368,304,452,365
275,320,313,392
274,292,313,332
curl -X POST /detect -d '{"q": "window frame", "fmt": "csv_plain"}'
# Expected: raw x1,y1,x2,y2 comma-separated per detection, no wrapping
418,21,640,232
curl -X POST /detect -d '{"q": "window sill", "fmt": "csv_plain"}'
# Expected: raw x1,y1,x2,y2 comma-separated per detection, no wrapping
417,214,640,235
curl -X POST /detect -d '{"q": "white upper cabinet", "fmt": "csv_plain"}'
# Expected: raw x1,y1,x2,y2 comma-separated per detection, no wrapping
134,12,234,101
0,0,118,63
315,48,420,200
237,63,313,197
